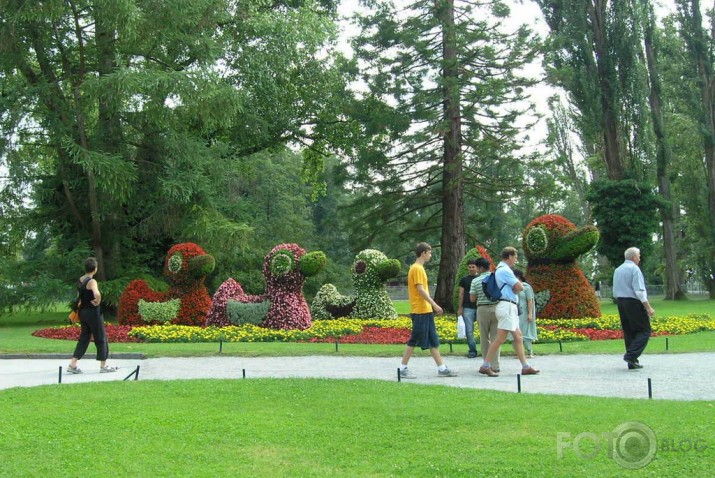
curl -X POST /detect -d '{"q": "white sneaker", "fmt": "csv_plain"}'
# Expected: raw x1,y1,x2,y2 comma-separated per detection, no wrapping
66,365,82,374
100,366,118,373
399,367,417,379
438,367,458,377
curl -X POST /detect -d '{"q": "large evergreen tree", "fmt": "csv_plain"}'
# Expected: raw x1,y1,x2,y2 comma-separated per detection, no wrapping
348,0,539,310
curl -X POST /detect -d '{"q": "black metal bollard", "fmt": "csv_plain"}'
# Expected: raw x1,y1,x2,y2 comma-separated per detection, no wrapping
59,366,62,384
242,368,246,379
558,340,563,352
448,341,453,353
517,374,522,393
665,337,669,351
397,367,401,382
335,339,339,352
648,378,652,399
219,339,223,353
123,365,140,381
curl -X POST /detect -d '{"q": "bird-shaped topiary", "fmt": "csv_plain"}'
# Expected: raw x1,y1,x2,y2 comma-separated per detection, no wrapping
207,243,327,330
312,249,401,320
522,214,601,319
117,242,215,326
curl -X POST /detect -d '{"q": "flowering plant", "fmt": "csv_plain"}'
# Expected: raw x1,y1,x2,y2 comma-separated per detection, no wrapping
34,313,715,343
208,244,326,330
117,243,215,326
522,215,600,319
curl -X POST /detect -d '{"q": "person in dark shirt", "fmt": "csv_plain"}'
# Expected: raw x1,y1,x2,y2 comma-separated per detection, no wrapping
457,259,479,358
66,257,118,374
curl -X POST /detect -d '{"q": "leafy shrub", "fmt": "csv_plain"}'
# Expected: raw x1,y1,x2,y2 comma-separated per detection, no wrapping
226,299,270,325
138,299,181,323
300,251,328,276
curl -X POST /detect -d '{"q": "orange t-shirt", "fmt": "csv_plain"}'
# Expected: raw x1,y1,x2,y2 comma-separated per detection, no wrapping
408,263,432,314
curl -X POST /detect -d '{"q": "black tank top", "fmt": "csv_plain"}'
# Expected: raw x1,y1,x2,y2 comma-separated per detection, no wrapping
78,277,98,309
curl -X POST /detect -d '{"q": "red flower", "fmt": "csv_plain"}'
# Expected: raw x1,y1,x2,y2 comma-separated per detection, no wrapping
32,324,142,342
310,327,411,344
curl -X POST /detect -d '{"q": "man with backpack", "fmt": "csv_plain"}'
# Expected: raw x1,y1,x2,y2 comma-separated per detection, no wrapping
478,247,540,377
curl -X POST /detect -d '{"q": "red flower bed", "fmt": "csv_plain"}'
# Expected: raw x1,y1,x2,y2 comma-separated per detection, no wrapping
569,328,623,340
32,325,142,342
310,327,411,344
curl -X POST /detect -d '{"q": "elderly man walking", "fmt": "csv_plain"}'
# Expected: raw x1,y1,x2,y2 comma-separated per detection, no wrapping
613,247,655,370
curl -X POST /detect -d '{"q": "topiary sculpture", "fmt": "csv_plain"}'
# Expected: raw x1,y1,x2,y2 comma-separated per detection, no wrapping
312,249,401,320
207,243,327,330
117,243,215,326
522,214,601,319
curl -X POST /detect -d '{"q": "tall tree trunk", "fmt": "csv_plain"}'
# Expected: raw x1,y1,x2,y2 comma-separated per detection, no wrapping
68,0,106,280
587,0,625,180
435,0,465,312
95,3,121,279
684,0,715,297
644,3,686,300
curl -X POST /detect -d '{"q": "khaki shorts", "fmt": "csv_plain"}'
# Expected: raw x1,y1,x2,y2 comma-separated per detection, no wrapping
495,301,519,331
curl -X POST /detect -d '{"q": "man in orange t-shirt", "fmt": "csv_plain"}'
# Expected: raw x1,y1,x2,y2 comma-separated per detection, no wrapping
398,242,458,379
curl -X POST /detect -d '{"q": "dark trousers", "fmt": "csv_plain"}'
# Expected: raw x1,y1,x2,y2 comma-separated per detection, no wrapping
72,307,109,361
617,298,651,362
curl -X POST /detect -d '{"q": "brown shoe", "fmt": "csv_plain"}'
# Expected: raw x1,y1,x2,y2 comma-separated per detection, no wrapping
479,366,499,377
521,367,540,375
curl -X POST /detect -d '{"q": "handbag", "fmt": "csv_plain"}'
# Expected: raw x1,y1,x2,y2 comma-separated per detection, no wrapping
457,315,466,339
68,310,80,323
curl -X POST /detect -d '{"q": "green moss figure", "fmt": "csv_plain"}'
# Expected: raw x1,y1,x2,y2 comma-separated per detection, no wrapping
312,249,401,320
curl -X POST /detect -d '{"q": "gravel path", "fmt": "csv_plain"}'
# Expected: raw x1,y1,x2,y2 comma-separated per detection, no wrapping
2,352,714,401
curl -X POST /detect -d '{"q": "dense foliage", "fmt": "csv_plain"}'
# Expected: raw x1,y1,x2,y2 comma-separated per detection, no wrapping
586,179,662,267
0,0,353,313
4,1,715,314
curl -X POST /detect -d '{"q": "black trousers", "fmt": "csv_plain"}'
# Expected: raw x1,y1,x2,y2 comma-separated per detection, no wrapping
617,298,651,362
72,307,109,361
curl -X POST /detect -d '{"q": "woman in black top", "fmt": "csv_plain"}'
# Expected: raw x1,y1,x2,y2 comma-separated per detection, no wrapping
67,258,117,374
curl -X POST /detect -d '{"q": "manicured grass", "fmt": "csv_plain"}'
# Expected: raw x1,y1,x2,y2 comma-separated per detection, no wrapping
0,379,712,477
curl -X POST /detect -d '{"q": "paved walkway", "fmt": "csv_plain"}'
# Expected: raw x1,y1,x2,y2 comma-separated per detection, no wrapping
1,352,714,401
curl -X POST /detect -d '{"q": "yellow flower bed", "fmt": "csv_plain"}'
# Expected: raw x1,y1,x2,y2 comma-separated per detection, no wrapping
127,313,715,343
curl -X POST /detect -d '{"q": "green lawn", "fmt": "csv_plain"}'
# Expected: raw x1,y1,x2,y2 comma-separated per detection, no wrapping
0,379,712,477
2,299,713,477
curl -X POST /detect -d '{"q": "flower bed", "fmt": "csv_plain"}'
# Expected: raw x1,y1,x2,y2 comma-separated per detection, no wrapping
33,313,715,344
32,324,142,342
